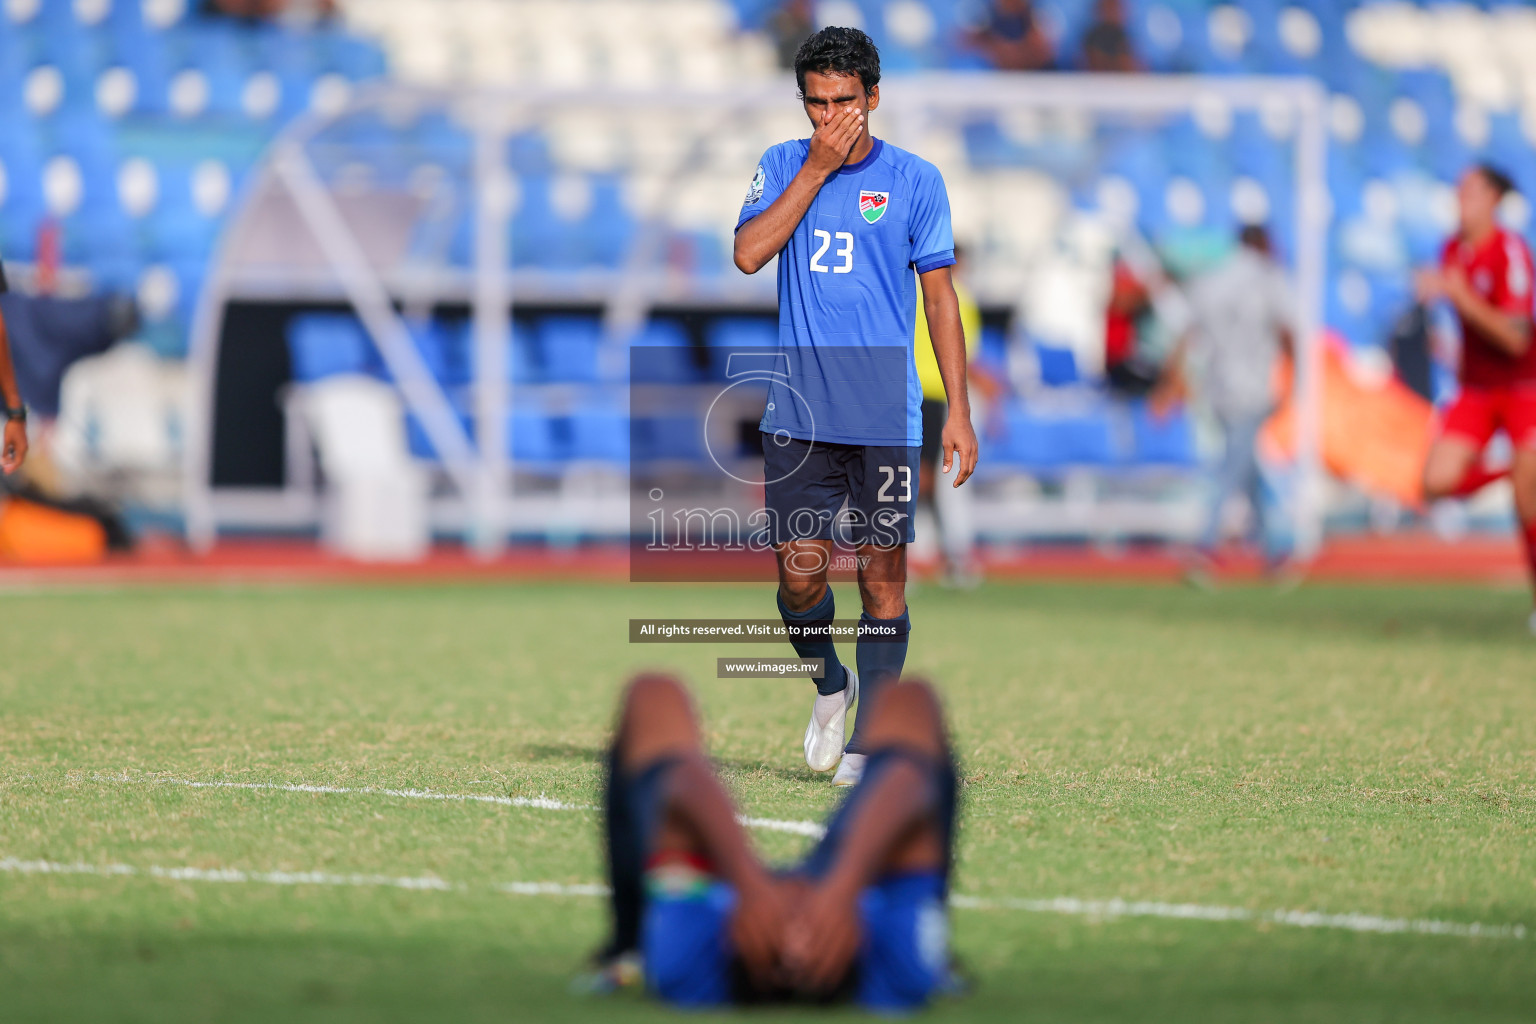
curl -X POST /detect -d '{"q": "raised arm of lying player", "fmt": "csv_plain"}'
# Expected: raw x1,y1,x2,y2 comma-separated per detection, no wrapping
733,105,864,274
920,265,979,486
780,756,943,991
658,756,788,986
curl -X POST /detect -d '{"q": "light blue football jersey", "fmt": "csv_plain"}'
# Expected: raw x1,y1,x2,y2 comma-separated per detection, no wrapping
735,137,955,447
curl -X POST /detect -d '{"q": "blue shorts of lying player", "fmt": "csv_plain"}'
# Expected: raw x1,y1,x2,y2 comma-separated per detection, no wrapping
592,673,960,1011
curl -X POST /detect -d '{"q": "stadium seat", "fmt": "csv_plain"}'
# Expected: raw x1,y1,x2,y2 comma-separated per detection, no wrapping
632,415,704,463
510,406,559,464
1000,402,1117,469
3,0,1531,463
372,318,472,390
583,175,634,267
567,404,629,462
629,318,701,384
706,316,779,381
1128,402,1198,466
405,408,475,462
536,315,604,383
707,316,778,352
512,177,581,270
288,313,376,382
1034,344,1080,387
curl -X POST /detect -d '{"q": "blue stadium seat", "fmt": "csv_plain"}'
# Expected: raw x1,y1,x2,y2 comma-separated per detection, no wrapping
706,316,779,380
683,230,728,277
512,177,579,270
980,324,1008,366
70,208,136,273
424,319,473,388
505,322,541,383
510,407,559,464
583,175,633,267
1128,402,1197,466
1228,113,1285,181
536,315,603,383
1326,273,1374,348
178,23,251,114
374,318,472,389
629,319,700,384
1000,402,1116,469
1035,344,1079,387
707,316,778,350
567,404,629,462
1127,3,1190,72
287,313,375,381
506,129,553,177
252,25,321,81
632,415,703,463
320,30,388,80
1366,271,1412,332
406,409,475,462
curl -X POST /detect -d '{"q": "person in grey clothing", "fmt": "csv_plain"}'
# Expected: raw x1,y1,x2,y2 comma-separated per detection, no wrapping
1156,225,1295,571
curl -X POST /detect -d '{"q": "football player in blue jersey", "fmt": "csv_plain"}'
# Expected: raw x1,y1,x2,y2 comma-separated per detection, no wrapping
733,27,978,787
594,671,959,1010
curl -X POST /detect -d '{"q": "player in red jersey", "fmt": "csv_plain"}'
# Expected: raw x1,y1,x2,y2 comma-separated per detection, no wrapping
1416,164,1536,632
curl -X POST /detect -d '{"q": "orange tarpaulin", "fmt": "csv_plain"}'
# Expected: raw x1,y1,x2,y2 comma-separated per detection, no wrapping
1263,336,1436,509
0,498,108,564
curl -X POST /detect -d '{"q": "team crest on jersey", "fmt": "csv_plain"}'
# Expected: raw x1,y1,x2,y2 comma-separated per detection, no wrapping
744,164,765,206
859,190,889,224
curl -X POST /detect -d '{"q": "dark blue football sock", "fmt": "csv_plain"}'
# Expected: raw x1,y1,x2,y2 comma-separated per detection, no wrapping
777,587,848,696
844,608,911,755
600,747,643,958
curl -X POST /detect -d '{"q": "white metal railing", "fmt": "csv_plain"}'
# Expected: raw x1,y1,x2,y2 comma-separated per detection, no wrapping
183,72,1328,556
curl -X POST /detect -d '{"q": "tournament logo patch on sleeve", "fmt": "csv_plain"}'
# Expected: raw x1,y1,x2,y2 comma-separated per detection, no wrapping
744,164,765,206
859,190,889,224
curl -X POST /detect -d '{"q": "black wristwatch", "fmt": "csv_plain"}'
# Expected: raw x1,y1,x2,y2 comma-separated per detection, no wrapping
5,405,25,424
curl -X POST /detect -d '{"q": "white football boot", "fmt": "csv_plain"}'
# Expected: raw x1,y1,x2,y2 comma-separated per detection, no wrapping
831,752,867,788
803,666,857,772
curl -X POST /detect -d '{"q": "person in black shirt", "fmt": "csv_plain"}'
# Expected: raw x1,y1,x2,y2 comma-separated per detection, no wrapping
967,0,1055,71
768,0,815,70
0,259,31,473
1082,0,1140,72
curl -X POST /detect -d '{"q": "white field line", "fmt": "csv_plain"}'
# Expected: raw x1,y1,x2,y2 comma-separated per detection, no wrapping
2,856,1525,941
100,775,828,839
0,856,455,892
950,895,1529,941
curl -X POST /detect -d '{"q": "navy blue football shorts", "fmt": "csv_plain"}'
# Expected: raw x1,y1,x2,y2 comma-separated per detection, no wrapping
761,433,919,547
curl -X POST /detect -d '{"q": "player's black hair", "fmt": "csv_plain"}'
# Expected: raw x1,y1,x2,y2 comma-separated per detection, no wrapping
1474,162,1516,197
794,27,881,97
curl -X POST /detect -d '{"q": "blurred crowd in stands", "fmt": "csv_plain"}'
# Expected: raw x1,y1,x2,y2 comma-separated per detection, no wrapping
770,0,1142,73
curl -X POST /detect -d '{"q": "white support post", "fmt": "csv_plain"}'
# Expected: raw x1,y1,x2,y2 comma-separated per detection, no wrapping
1292,81,1330,561
471,104,513,557
273,142,479,499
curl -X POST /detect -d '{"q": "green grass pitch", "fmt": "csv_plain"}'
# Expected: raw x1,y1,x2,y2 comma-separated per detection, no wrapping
1,579,1533,1022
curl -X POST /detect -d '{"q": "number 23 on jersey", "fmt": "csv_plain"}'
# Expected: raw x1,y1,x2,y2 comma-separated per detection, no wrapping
810,229,853,274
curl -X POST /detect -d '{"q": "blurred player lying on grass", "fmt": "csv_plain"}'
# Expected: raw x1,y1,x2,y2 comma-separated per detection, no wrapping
590,673,959,1010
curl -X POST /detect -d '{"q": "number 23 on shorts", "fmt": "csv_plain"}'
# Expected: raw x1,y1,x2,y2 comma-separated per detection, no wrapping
877,464,911,502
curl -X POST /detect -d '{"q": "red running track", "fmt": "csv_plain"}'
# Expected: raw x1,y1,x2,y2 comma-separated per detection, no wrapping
0,533,1523,588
